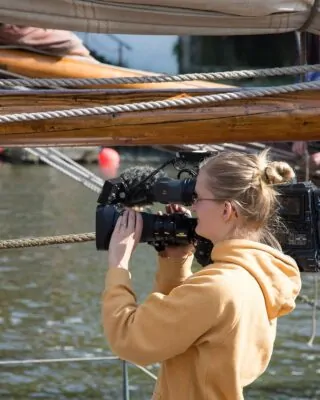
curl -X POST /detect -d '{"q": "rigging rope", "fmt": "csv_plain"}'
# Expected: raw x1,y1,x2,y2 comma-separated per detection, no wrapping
24,148,103,193
0,232,95,249
0,80,319,124
0,64,319,88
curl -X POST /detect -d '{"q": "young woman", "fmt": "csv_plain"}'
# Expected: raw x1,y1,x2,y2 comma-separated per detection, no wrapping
102,149,301,400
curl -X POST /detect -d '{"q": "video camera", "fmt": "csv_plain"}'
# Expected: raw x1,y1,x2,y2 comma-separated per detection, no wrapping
96,151,320,272
276,182,320,272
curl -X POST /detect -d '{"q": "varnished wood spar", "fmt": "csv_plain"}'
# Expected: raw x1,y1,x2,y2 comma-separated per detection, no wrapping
0,88,241,113
0,89,318,146
0,49,233,90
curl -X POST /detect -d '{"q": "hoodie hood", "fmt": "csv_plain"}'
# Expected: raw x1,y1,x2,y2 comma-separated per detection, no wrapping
211,239,301,320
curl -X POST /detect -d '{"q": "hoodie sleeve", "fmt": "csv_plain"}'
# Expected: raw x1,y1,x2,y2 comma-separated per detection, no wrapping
102,267,240,366
152,254,193,295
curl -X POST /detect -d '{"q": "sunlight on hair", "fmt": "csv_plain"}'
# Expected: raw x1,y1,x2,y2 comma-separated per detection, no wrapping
200,149,296,248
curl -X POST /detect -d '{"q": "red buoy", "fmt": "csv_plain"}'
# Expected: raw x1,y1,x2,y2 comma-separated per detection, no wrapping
98,147,120,178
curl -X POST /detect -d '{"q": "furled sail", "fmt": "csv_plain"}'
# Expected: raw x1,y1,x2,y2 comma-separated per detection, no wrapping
0,0,318,36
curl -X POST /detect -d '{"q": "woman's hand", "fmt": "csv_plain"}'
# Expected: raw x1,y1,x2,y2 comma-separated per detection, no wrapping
108,208,143,270
158,204,194,259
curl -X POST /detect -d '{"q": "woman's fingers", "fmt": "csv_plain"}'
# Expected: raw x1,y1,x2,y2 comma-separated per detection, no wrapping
167,203,192,217
134,212,143,245
182,207,192,217
166,204,180,214
115,212,124,232
127,209,136,232
121,209,129,229
163,204,191,216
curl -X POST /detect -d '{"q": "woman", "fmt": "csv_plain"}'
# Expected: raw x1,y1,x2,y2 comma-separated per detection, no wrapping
102,149,302,400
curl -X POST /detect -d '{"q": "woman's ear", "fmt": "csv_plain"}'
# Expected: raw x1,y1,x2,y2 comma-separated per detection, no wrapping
222,201,234,222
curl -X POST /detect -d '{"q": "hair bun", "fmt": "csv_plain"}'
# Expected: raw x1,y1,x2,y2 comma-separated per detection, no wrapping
263,161,295,185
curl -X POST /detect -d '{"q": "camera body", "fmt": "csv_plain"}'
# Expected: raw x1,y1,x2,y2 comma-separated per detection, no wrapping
277,181,320,272
95,152,320,272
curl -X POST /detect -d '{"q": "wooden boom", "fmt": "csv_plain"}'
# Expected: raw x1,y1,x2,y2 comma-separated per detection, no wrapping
0,88,318,147
0,49,233,90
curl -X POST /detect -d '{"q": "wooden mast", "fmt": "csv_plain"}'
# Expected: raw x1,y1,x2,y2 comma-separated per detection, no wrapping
0,88,318,147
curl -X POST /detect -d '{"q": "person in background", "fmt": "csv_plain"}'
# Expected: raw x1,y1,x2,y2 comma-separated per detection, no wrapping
292,34,320,173
292,141,320,171
102,149,301,400
0,24,92,59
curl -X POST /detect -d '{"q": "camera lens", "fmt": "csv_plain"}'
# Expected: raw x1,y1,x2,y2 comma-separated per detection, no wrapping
95,205,197,250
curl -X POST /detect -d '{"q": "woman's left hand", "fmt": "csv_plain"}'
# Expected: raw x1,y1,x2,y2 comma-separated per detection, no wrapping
108,208,143,270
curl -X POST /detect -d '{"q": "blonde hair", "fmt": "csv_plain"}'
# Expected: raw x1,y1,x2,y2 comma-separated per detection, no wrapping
200,149,295,249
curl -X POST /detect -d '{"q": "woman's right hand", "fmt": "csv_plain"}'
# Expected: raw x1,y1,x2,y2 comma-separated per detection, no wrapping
157,204,194,259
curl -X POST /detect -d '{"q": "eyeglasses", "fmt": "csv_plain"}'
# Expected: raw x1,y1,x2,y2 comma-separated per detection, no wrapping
192,196,238,217
192,195,222,205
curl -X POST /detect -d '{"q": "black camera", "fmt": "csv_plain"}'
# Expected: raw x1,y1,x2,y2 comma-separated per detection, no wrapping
96,153,203,207
95,152,320,272
276,181,320,272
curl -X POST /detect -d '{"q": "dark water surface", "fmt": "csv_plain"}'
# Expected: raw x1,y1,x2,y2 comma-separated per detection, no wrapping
0,162,319,400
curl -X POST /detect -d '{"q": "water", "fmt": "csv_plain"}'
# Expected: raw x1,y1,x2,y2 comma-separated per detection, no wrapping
0,162,319,400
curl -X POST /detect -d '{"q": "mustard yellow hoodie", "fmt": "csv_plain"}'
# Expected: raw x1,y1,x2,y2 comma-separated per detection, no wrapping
102,239,301,400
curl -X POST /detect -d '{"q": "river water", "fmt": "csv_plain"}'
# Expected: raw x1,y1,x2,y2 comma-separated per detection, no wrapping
0,161,319,400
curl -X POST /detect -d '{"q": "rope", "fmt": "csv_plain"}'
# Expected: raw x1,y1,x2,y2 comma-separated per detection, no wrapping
24,148,103,193
0,64,319,88
0,232,95,249
0,80,319,124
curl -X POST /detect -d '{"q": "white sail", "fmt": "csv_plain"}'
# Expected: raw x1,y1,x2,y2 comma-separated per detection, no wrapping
0,0,318,35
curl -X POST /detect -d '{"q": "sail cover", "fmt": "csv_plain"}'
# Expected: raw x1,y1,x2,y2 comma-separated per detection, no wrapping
0,1,318,36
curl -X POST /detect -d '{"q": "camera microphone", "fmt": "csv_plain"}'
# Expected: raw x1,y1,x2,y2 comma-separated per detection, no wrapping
120,165,167,189
97,165,165,206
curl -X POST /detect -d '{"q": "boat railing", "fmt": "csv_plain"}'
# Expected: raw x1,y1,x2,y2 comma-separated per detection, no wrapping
0,355,158,400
